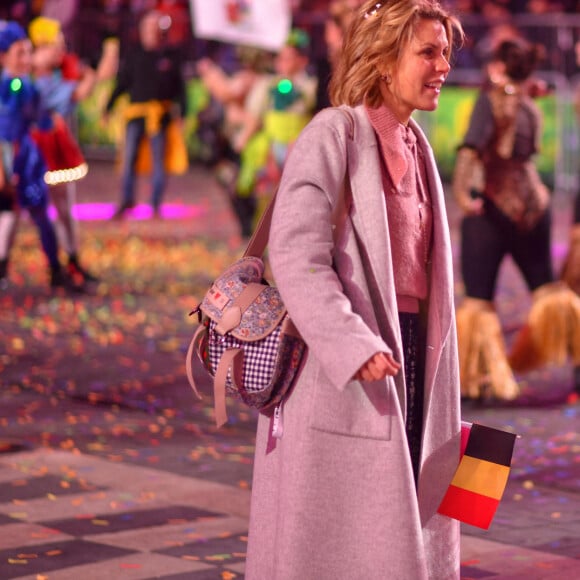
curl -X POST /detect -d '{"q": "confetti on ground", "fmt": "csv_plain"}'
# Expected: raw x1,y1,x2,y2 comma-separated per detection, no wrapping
0,174,578,578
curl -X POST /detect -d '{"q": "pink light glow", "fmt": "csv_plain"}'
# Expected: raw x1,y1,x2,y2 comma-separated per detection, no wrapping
47,203,206,221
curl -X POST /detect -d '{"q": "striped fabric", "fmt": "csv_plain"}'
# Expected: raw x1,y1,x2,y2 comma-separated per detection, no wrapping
438,422,517,529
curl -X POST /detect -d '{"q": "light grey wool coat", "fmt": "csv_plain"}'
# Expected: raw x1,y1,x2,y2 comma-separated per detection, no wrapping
245,105,461,580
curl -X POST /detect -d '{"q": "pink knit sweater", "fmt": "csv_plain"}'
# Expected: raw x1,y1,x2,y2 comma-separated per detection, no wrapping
365,104,433,313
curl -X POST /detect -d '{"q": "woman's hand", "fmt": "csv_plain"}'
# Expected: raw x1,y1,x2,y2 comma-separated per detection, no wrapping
354,352,401,382
461,196,484,215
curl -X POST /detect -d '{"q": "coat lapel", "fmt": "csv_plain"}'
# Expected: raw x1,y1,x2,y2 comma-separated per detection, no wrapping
346,107,406,407
344,109,454,414
347,108,394,310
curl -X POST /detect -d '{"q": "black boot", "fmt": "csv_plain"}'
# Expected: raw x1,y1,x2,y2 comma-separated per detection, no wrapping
51,264,85,293
67,254,99,284
111,200,135,220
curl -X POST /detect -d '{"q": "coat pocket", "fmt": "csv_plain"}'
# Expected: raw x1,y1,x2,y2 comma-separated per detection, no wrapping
308,368,393,440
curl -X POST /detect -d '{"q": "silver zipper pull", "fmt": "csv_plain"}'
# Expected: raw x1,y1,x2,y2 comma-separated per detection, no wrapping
272,403,284,439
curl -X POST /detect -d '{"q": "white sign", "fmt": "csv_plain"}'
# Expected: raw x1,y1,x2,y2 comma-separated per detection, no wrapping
190,0,291,52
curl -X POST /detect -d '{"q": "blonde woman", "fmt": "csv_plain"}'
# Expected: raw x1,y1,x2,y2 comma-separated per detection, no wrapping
245,1,464,578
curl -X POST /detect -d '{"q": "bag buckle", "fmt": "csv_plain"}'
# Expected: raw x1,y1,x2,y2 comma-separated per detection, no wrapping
189,305,202,323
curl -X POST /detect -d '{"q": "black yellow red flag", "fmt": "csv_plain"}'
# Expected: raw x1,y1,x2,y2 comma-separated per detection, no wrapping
438,422,517,529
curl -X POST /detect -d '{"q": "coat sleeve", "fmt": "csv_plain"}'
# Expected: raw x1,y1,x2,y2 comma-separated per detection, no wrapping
269,108,390,391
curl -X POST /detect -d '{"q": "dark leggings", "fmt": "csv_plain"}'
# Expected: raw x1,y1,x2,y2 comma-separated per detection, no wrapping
461,201,554,301
28,206,59,270
399,311,426,486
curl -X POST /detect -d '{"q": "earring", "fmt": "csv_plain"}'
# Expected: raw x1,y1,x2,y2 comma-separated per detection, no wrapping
380,73,392,84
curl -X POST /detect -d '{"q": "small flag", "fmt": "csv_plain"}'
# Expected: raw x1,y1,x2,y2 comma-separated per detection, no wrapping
438,422,517,529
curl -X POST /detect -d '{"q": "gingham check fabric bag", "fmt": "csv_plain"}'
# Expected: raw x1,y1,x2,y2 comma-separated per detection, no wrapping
186,192,306,430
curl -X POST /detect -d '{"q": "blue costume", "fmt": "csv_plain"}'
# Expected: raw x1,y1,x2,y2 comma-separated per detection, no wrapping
0,21,67,289
0,72,49,208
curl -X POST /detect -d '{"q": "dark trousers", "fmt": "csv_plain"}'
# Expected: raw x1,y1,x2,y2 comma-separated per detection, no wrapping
121,116,169,209
461,201,554,301
399,311,426,486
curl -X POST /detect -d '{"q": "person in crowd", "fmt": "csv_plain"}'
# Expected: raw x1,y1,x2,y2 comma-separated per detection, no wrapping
0,20,76,291
197,46,272,238
156,0,192,49
245,1,465,577
233,28,318,233
26,15,99,285
452,36,580,401
104,9,188,220
562,42,580,296
561,189,580,297
312,0,357,112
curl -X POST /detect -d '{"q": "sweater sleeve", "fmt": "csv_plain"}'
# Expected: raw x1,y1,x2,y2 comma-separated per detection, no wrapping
461,91,494,153
105,54,131,113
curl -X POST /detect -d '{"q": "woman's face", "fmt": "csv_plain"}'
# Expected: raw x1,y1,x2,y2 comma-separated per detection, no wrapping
32,36,65,72
274,46,306,77
1,38,33,76
140,13,161,50
379,18,451,124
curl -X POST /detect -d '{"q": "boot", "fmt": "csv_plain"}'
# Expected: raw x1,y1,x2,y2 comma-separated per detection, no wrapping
111,200,135,220
67,254,99,284
50,264,85,293
509,281,580,372
456,297,519,401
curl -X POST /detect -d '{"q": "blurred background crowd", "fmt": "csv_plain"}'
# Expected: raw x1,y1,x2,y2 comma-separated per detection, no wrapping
2,1,580,171
2,0,580,267
3,1,580,77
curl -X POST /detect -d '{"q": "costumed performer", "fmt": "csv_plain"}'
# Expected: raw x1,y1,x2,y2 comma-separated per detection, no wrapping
27,15,100,285
0,20,74,290
104,9,188,220
234,29,317,231
452,37,580,401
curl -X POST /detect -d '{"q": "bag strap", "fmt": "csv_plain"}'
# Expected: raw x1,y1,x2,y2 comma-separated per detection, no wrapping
243,190,277,259
185,324,208,400
243,106,355,259
214,282,266,335
186,329,245,429
213,347,244,427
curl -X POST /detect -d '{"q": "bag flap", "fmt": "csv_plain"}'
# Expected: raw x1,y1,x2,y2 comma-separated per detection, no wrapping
200,256,286,341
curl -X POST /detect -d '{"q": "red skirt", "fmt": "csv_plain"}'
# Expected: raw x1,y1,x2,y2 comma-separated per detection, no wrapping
31,114,88,185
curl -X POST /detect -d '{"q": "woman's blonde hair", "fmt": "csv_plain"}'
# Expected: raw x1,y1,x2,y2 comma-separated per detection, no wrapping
329,0,464,107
